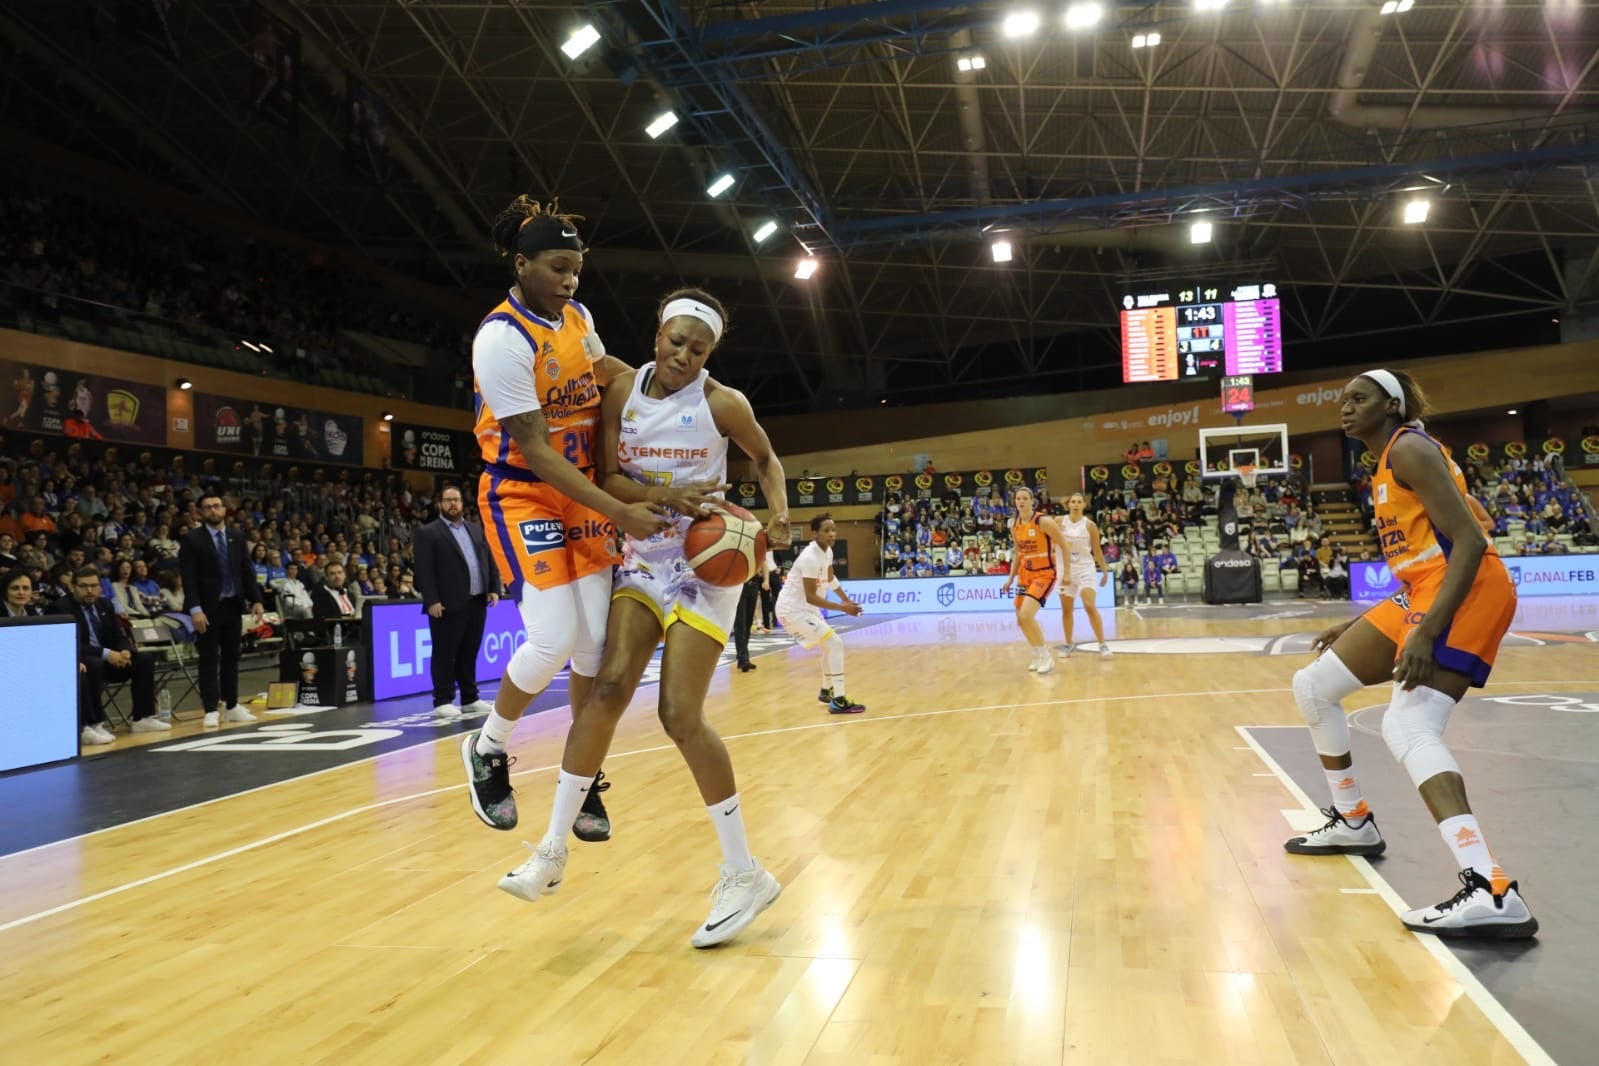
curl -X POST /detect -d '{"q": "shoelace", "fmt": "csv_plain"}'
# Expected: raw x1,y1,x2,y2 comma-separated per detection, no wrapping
1433,869,1487,913
590,771,610,795
484,753,517,800
512,839,560,872
707,866,753,909
1307,805,1354,834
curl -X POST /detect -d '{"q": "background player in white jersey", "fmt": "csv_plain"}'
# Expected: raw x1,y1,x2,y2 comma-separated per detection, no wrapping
499,288,793,948
1055,492,1111,657
775,514,865,713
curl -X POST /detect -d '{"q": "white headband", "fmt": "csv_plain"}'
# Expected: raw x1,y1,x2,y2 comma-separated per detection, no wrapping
660,298,724,342
1364,369,1406,417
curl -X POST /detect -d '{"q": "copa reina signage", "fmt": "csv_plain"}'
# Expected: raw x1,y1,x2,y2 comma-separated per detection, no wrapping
837,575,1118,614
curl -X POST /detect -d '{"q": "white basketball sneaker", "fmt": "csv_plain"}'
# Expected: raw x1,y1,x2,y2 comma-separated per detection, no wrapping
1284,804,1386,857
222,705,256,723
1098,642,1112,657
497,840,567,902
690,861,782,949
1034,650,1054,675
1402,869,1538,939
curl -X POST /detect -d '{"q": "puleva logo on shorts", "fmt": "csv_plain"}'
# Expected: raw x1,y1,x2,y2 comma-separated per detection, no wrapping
518,518,565,555
937,582,957,607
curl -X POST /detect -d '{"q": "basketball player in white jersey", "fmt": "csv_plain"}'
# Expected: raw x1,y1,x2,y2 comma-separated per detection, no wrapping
1054,492,1111,657
498,288,793,948
775,513,865,713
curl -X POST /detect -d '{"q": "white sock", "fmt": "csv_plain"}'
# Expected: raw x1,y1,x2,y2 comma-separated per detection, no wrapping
1322,768,1367,817
542,770,591,849
476,711,518,755
823,637,845,696
707,793,754,870
1438,813,1501,884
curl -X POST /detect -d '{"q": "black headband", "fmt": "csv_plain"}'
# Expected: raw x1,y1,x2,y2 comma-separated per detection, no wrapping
515,217,584,257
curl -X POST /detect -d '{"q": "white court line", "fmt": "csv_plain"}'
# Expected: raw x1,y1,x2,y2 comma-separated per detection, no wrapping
1340,888,1379,895
0,685,1298,934
1234,724,1556,1066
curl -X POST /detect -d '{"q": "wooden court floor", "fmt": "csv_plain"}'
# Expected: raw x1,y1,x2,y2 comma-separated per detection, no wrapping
2,609,1594,1065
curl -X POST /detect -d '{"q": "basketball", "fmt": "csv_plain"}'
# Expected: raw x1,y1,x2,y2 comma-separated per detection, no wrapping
684,503,768,587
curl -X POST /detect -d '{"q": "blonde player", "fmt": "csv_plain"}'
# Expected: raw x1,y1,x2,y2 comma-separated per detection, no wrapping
1281,368,1536,938
776,513,865,714
1001,486,1069,673
498,288,793,948
1054,492,1111,657
462,195,668,836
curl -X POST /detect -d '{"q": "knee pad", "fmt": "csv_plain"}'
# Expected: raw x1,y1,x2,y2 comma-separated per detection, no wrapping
1292,652,1362,756
505,582,579,693
1380,684,1460,787
567,571,611,677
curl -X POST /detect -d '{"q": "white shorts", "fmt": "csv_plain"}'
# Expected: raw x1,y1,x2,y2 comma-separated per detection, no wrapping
777,609,835,649
612,520,742,643
1059,565,1102,598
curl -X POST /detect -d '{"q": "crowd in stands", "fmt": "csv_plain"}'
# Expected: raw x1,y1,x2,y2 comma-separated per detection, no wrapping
0,432,436,631
0,181,470,396
879,485,1030,577
1462,454,1597,552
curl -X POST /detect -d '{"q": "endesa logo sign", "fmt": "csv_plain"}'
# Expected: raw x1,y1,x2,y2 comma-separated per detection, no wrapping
836,575,1117,615
366,600,528,701
1352,558,1599,603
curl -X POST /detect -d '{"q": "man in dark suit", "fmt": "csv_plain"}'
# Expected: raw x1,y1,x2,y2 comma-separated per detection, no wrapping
63,565,166,739
179,493,264,728
414,484,500,716
312,561,360,621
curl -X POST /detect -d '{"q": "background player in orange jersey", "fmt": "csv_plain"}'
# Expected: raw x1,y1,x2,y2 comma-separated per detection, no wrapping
1001,486,1069,674
460,195,675,838
1281,368,1536,938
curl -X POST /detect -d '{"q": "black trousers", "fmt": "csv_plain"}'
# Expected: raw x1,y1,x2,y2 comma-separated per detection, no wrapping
758,584,775,629
195,597,244,711
732,579,759,664
82,651,157,723
429,596,489,707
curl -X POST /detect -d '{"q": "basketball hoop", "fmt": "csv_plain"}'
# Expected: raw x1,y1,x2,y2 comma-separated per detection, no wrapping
1237,463,1258,490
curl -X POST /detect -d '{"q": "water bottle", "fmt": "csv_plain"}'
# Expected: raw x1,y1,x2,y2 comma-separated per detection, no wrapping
332,623,343,648
157,687,173,721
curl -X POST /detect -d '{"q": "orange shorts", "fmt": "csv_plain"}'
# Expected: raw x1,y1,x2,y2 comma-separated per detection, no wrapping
480,469,618,593
1014,567,1057,607
1363,553,1516,687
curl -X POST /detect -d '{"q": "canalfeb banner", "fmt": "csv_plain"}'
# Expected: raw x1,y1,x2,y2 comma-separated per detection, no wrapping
391,422,473,473
0,359,167,444
193,392,364,465
836,572,1117,614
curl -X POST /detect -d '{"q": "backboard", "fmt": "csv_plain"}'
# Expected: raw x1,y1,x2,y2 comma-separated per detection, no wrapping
1198,423,1290,480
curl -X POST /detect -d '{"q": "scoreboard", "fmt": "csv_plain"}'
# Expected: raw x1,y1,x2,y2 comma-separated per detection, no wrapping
1121,282,1283,383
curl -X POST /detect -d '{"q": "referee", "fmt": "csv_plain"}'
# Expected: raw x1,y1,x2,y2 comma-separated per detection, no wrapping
414,484,501,717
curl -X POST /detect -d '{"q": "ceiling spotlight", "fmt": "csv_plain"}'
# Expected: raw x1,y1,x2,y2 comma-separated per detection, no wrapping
1132,33,1163,48
970,55,987,70
645,111,679,139
794,258,819,280
957,55,988,72
176,378,192,391
1190,221,1213,244
240,339,261,352
752,220,779,243
1064,3,1103,30
706,173,735,198
991,240,1014,263
259,342,273,353
1403,198,1430,224
561,24,601,60
1380,0,1413,12
381,411,394,422
1002,10,1041,37
1507,409,1518,415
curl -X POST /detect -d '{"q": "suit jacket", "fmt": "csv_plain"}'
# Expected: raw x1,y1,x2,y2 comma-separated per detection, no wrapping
414,516,500,613
179,523,264,617
312,583,359,621
56,596,131,664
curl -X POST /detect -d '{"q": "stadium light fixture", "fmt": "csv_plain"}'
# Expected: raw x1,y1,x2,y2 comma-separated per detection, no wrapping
1379,0,1413,13
259,343,273,353
1002,10,1041,37
706,173,735,198
645,111,679,139
991,240,1014,263
176,378,193,391
1403,198,1430,224
957,54,988,72
752,220,779,244
1131,33,1162,48
561,24,601,60
240,339,261,352
794,258,819,280
1507,408,1518,415
382,411,394,422
1194,0,1226,10
1190,220,1213,244
1064,3,1103,30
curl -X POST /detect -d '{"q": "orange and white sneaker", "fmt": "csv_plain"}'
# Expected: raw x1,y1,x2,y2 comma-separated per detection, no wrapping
1402,868,1538,938
1284,804,1386,857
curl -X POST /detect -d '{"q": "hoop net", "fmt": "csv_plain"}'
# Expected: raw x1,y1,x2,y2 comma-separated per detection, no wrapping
1237,463,1258,490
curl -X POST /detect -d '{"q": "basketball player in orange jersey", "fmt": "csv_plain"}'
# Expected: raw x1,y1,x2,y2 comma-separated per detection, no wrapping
462,196,671,837
1281,368,1536,938
1054,492,1111,657
1001,486,1070,674
498,288,793,948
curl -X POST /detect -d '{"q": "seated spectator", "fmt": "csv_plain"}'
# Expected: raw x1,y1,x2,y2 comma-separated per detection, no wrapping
274,561,314,619
2,568,45,618
59,565,165,741
109,558,152,619
1119,558,1140,600
1297,550,1324,598
1541,532,1567,554
1325,552,1349,599
1518,535,1541,556
313,561,359,618
156,568,185,613
1141,550,1167,605
0,532,17,571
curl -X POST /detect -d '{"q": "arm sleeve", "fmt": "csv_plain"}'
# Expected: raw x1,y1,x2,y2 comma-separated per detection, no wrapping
472,319,544,421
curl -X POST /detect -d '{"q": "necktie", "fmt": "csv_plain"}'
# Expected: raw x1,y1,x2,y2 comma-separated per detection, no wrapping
83,606,101,649
336,589,352,615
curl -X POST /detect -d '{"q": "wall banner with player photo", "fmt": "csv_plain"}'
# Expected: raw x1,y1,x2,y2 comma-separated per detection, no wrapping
193,393,364,465
0,359,168,444
390,422,472,474
248,3,300,128
345,75,393,182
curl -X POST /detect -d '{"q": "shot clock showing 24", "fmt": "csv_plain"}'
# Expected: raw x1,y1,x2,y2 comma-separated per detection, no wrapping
1120,282,1283,384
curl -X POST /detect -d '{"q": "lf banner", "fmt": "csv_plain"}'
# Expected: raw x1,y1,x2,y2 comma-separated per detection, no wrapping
391,422,472,473
193,393,364,465
1,359,167,444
